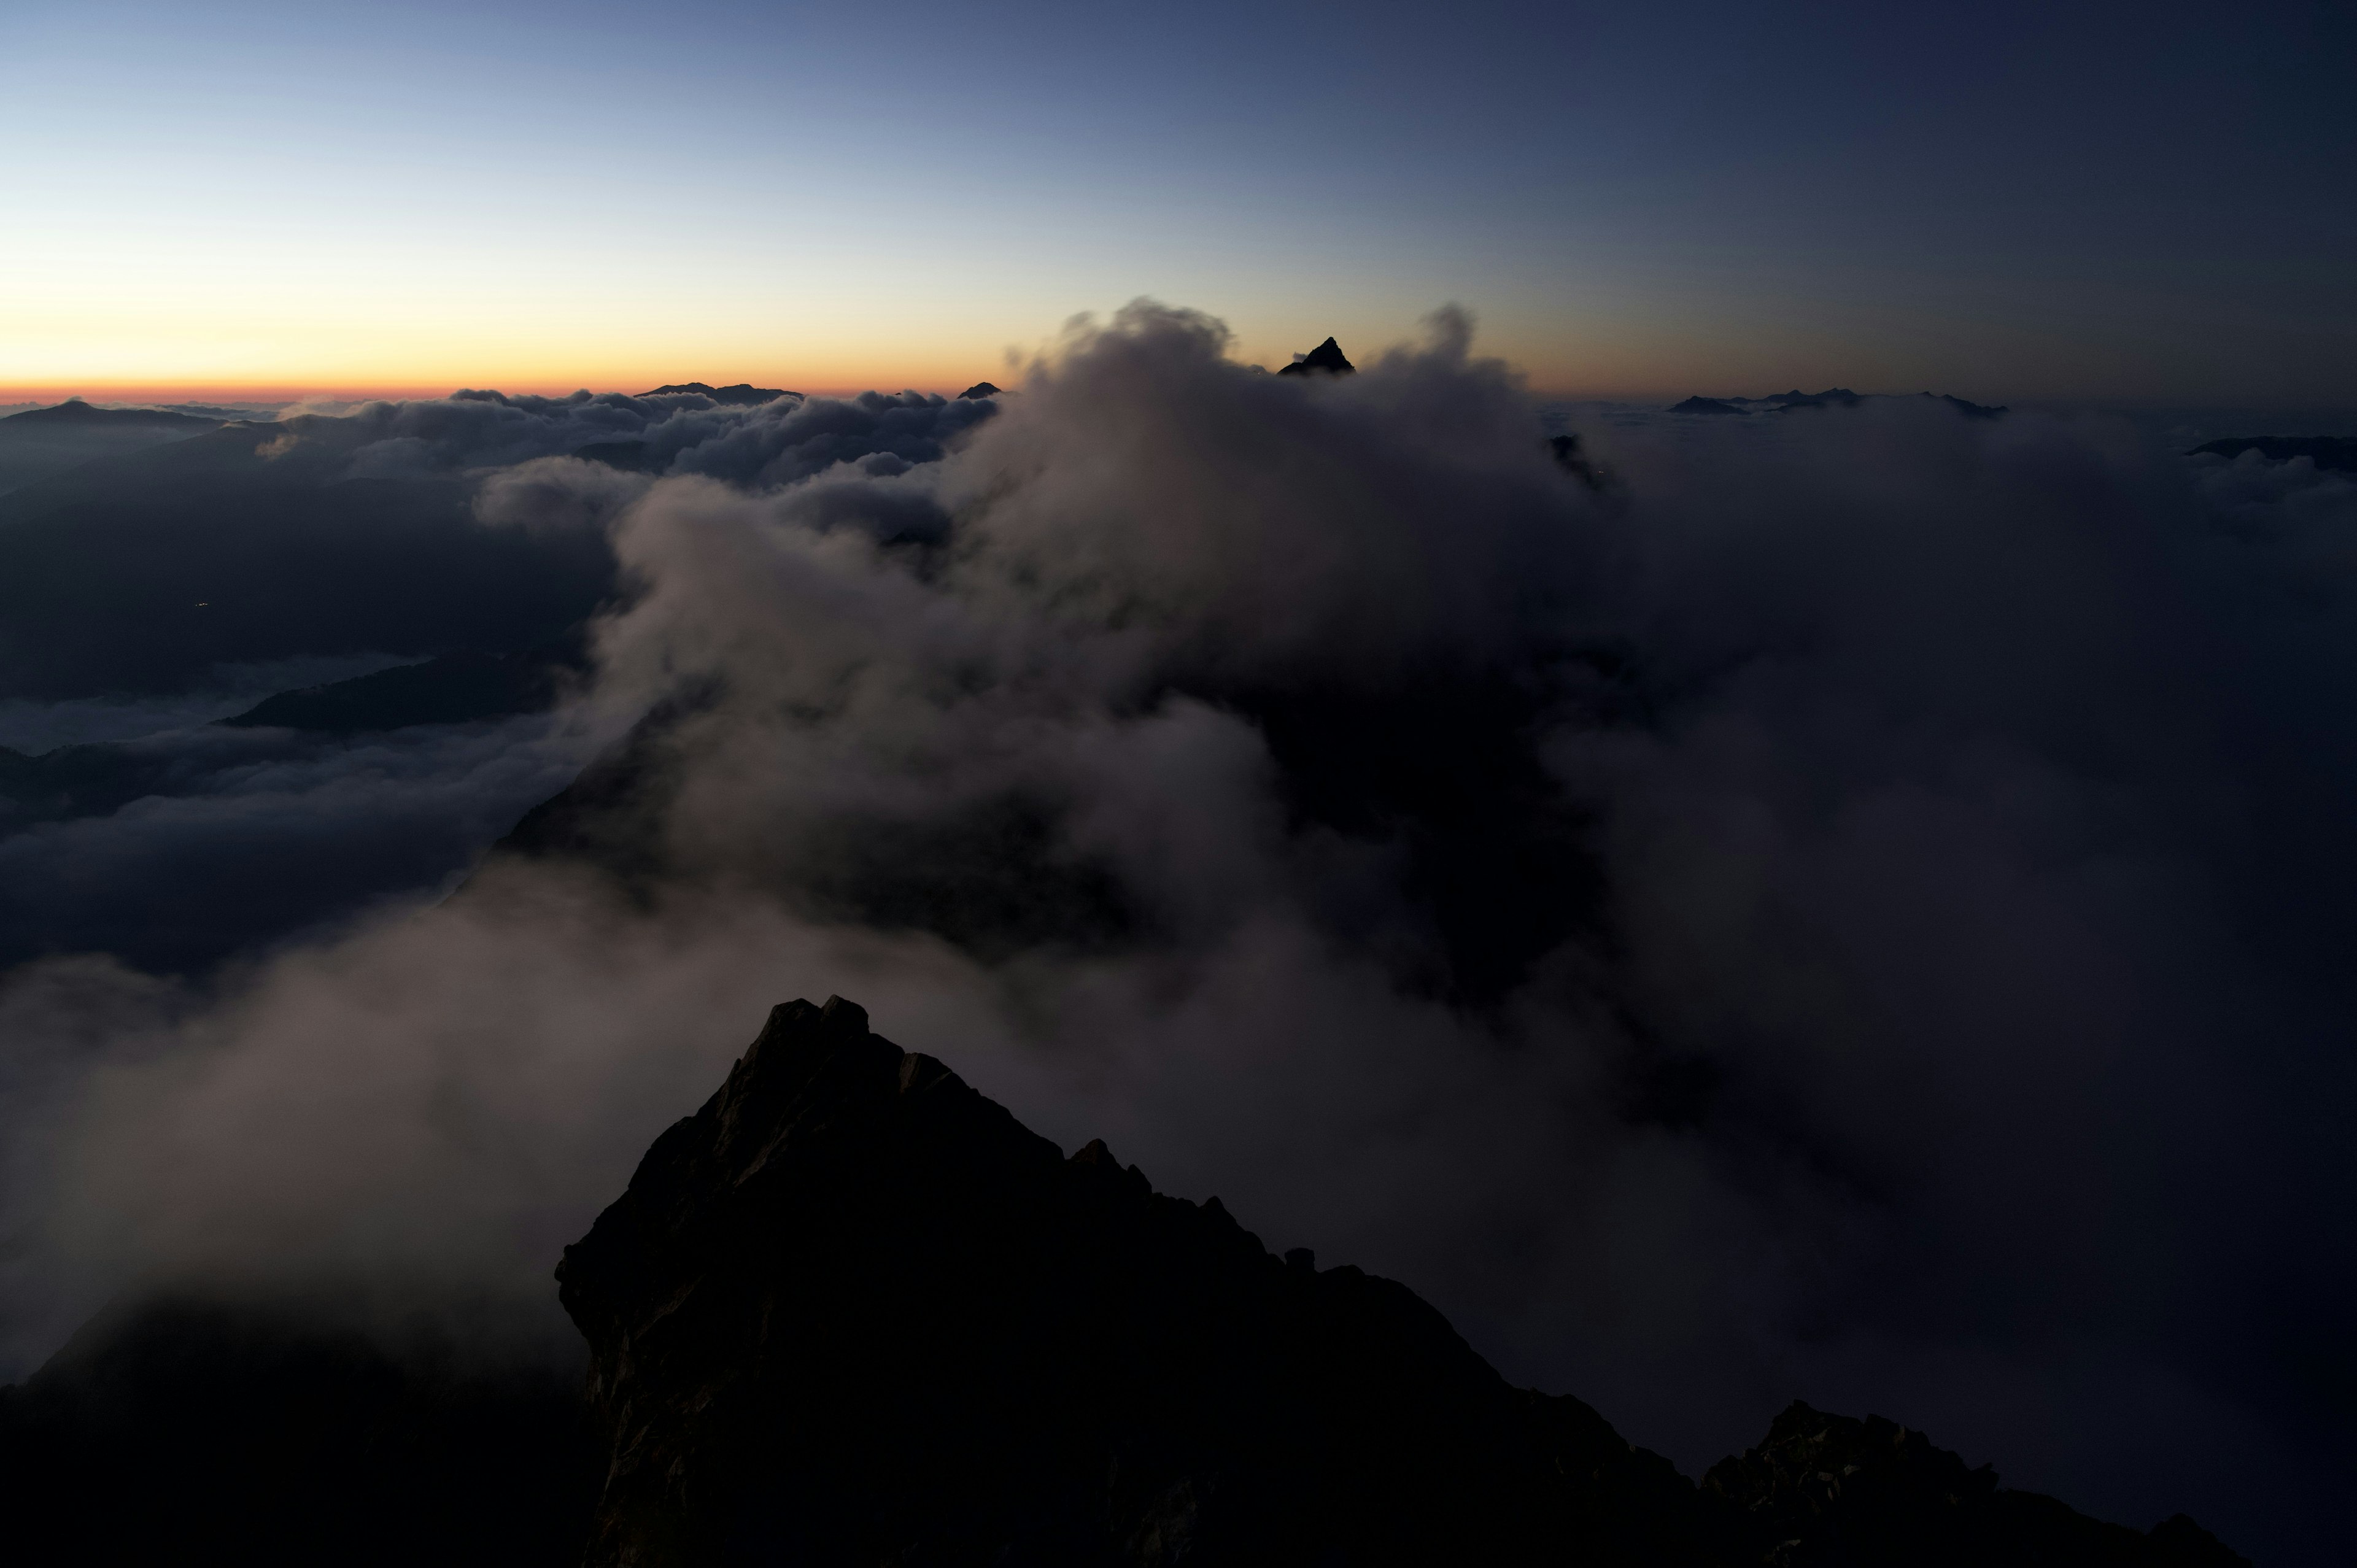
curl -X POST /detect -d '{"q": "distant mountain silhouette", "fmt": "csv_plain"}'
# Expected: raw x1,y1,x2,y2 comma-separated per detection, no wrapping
634,382,798,405
1666,389,2009,420
1,398,220,431
154,402,282,420
1930,392,2008,419
0,400,230,496
2188,435,2356,473
219,642,581,735
0,644,581,835
959,382,1002,400
1275,337,1355,377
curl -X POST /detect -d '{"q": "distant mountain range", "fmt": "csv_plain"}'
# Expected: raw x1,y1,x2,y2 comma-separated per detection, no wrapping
1,398,223,431
1668,389,2007,419
635,382,799,405
0,398,236,495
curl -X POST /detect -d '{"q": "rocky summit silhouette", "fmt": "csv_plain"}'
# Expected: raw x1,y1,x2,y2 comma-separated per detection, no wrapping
557,995,1717,1566
1275,336,1354,376
959,381,1002,399
555,996,2250,1568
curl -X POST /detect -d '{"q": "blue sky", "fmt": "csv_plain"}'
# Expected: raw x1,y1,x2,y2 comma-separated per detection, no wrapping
4,0,2351,399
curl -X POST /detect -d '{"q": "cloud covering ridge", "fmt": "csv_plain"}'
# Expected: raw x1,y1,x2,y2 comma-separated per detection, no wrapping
1,303,2351,1559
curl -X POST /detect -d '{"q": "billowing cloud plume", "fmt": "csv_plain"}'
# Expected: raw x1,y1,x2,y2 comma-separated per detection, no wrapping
3,306,2351,1561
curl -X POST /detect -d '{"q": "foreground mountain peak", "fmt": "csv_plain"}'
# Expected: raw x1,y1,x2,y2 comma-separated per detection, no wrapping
557,995,1709,1565
554,997,2245,1568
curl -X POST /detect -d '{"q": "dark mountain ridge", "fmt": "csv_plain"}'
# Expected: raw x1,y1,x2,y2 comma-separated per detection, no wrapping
0,1297,595,1566
1666,389,2008,419
0,398,231,496
556,996,2249,1567
0,398,221,431
0,997,2253,1565
217,639,582,735
634,382,799,404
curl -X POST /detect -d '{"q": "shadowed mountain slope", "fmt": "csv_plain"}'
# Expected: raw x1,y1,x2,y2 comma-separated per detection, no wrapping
0,998,2256,1567
0,1299,597,1567
1706,1402,2247,1568
557,995,1722,1567
555,996,2250,1568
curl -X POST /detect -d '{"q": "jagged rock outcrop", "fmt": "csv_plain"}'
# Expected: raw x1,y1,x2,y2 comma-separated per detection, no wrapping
557,996,1723,1567
1275,337,1354,377
0,1000,2256,1566
1705,1402,2250,1568
557,998,2256,1568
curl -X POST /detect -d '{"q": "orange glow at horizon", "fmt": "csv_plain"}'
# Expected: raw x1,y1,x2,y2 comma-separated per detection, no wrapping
0,375,1008,404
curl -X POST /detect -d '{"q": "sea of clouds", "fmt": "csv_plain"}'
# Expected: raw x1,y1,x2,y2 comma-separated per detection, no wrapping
0,305,2349,1560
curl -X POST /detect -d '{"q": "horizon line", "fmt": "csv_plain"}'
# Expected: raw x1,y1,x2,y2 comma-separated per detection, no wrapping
4,382,2353,417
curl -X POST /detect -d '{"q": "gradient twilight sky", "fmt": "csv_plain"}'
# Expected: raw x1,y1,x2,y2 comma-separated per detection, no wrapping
4,0,2351,402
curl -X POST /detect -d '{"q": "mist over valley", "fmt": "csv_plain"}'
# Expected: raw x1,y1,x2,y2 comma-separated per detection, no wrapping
0,306,2349,1561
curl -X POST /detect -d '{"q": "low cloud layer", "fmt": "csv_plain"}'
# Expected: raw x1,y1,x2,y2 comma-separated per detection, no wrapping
3,307,2351,1559
0,711,603,973
326,384,994,488
0,384,991,703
